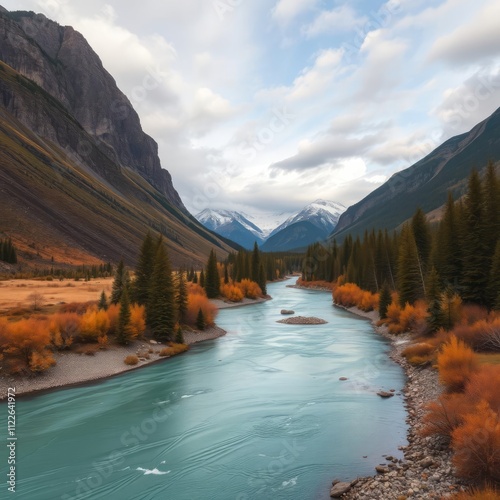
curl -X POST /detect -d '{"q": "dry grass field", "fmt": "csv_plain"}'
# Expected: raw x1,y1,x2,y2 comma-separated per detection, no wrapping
0,277,113,312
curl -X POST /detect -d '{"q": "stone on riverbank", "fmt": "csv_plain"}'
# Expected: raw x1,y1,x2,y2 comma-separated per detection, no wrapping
281,309,295,315
330,482,352,497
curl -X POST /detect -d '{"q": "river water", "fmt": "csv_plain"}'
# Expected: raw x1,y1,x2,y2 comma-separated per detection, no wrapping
4,279,407,500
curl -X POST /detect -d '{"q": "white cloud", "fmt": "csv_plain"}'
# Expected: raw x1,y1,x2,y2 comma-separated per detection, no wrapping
302,5,367,38
272,0,317,25
428,0,500,65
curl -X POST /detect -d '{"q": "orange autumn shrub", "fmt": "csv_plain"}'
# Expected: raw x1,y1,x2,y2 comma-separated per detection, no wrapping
80,306,110,342
438,335,480,392
106,303,119,336
359,291,379,312
421,393,467,441
0,318,55,374
452,317,500,352
59,301,96,314
220,283,244,302
48,312,80,349
129,304,146,338
402,342,436,366
124,355,139,366
187,283,206,296
399,301,428,332
296,278,334,290
448,488,500,500
333,283,378,311
464,365,500,413
186,293,218,327
159,343,189,357
451,400,500,485
236,279,262,299
386,302,404,334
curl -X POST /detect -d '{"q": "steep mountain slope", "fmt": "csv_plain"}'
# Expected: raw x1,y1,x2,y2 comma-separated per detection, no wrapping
333,107,500,241
261,221,326,252
196,209,265,248
0,9,235,267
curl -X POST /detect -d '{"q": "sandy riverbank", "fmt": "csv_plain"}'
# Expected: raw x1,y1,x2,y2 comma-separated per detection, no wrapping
0,326,226,400
330,304,464,499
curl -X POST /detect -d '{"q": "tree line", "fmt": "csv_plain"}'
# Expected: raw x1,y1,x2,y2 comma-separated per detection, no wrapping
303,162,500,311
0,238,17,264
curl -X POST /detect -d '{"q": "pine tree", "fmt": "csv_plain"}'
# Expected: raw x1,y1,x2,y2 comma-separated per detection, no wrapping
462,169,489,305
426,267,444,332
98,291,108,311
397,224,424,307
116,288,133,345
251,242,260,283
378,282,392,319
110,260,130,305
224,265,229,285
196,308,205,330
205,250,219,299
147,238,176,341
258,263,267,295
133,232,156,305
192,271,198,284
489,240,500,310
175,325,185,344
411,207,431,272
483,160,500,260
199,269,205,288
176,271,188,324
436,193,462,289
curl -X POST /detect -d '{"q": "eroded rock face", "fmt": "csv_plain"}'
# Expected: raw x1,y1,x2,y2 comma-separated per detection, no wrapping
0,9,184,210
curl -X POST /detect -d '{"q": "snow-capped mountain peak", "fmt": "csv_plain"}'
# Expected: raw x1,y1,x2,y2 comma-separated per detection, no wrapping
195,201,346,250
268,200,346,238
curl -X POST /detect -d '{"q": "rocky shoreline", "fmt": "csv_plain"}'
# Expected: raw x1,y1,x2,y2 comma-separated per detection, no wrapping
331,306,466,499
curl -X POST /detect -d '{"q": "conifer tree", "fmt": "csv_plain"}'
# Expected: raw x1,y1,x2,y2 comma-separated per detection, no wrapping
205,250,219,298
116,288,133,345
224,265,229,285
110,260,130,305
176,271,188,324
397,224,424,307
175,325,185,344
437,192,462,288
98,291,108,311
251,242,260,283
199,269,205,288
192,271,198,284
483,160,500,259
378,282,392,320
462,170,489,305
489,240,500,310
133,231,155,305
411,207,431,272
426,267,444,332
196,308,205,330
147,238,176,341
258,263,267,295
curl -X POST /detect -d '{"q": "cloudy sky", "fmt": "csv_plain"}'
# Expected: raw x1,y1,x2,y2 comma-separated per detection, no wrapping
3,0,500,216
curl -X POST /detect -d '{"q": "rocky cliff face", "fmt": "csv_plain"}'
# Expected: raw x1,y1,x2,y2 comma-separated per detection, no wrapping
0,8,184,209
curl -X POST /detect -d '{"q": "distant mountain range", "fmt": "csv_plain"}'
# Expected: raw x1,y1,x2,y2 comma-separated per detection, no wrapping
196,200,346,251
332,106,500,241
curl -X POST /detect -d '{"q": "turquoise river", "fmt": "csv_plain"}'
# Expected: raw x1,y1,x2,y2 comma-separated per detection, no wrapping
2,279,407,500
